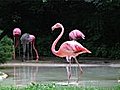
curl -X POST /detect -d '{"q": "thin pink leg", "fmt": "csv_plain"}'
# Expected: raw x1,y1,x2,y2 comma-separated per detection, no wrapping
74,57,83,83
66,57,72,84
32,42,39,62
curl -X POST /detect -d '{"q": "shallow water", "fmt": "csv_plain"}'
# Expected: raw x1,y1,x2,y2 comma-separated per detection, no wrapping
0,64,120,87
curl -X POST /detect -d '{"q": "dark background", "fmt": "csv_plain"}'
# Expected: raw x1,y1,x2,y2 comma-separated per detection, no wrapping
0,0,120,59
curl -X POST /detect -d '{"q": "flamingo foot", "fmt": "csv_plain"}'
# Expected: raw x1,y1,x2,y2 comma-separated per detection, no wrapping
76,78,79,83
36,56,39,62
36,59,38,62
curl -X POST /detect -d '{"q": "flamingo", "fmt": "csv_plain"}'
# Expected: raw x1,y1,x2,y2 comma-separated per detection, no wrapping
68,29,86,82
13,28,21,60
69,29,86,59
69,29,85,40
20,33,39,62
51,23,91,83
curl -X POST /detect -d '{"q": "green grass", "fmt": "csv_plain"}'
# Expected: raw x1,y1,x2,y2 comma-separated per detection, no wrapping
0,83,120,90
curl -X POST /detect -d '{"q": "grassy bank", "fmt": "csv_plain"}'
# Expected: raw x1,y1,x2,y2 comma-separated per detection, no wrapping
0,83,120,90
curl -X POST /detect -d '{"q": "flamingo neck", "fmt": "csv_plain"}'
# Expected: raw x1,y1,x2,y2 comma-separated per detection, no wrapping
51,26,64,56
14,36,19,48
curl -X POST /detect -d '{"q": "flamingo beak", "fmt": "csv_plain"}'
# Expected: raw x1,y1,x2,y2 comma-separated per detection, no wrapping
51,26,55,31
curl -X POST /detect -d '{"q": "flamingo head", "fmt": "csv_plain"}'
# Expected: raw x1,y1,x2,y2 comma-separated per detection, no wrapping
51,23,63,31
29,35,35,42
69,29,85,40
13,28,21,37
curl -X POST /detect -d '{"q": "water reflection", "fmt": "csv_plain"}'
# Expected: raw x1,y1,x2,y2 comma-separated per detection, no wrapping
0,64,120,87
13,66,39,86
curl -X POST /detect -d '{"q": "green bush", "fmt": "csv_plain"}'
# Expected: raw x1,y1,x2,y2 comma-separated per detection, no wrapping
0,31,13,63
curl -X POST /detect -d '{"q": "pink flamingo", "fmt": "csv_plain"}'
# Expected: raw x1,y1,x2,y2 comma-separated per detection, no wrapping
13,28,21,60
68,29,86,82
69,29,85,40
69,29,86,60
51,23,91,83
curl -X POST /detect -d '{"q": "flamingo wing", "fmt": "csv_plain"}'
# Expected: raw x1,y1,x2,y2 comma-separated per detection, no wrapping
63,41,91,54
56,41,91,57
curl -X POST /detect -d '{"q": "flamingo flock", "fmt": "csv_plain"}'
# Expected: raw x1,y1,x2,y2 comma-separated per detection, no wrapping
13,29,39,62
51,23,91,83
12,23,91,84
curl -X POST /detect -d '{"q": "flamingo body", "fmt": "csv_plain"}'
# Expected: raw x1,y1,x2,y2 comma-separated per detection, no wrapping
55,40,91,58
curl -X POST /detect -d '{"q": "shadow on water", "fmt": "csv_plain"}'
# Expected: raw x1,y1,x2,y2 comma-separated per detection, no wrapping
0,64,120,87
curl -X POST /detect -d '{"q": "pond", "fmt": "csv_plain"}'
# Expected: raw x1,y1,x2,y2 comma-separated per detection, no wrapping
0,63,120,87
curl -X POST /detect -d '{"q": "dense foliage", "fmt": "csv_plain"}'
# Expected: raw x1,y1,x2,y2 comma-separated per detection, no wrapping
0,0,120,59
0,31,13,63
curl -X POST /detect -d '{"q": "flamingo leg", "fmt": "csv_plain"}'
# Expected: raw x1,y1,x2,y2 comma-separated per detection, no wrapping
32,42,39,62
74,57,83,83
13,37,16,60
66,57,72,84
23,44,26,62
27,43,29,60
30,42,33,60
18,37,21,59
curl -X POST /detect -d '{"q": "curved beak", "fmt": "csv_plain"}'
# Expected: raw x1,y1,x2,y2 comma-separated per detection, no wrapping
51,26,55,31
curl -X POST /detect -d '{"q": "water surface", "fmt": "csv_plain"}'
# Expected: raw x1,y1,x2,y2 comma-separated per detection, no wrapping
0,63,120,87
